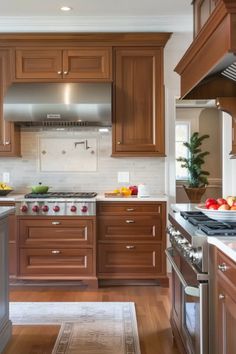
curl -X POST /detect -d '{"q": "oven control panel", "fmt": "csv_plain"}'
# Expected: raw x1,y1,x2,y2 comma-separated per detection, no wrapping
167,225,203,267
16,201,96,216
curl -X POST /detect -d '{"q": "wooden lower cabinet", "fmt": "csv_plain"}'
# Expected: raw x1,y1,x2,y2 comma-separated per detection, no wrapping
216,250,236,354
17,216,97,285
97,201,167,284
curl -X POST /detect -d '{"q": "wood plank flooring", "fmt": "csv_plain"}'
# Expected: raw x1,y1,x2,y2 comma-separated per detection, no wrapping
4,286,180,354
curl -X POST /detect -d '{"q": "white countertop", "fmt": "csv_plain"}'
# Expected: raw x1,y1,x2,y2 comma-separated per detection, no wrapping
0,206,15,219
0,193,168,202
208,237,236,263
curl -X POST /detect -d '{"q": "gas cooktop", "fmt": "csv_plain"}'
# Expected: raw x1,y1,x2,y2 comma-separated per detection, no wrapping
181,211,236,236
24,192,97,199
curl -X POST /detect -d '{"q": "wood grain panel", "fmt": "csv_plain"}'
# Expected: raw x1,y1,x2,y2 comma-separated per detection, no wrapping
19,218,94,247
63,48,112,80
97,201,162,215
15,49,62,79
113,47,165,156
19,248,93,276
98,243,163,276
97,215,162,241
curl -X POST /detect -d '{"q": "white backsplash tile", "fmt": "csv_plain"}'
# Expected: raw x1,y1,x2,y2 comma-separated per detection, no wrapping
0,128,166,194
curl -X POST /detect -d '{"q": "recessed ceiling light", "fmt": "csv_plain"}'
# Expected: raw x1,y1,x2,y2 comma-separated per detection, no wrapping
60,6,72,11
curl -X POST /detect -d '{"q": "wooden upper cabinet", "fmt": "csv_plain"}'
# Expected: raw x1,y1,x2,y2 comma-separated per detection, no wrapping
0,50,20,157
193,0,220,37
15,47,112,81
113,47,165,157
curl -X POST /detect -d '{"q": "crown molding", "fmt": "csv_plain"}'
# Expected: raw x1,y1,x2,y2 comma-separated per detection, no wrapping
0,15,192,33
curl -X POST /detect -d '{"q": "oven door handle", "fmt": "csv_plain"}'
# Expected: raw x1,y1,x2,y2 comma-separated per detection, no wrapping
165,248,200,297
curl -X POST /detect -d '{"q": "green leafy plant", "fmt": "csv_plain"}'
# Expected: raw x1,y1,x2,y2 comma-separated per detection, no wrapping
177,132,210,188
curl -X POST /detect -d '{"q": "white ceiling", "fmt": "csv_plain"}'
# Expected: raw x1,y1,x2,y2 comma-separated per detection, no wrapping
0,0,193,32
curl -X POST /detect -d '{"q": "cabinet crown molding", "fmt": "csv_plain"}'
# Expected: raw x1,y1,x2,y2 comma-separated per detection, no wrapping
0,15,192,33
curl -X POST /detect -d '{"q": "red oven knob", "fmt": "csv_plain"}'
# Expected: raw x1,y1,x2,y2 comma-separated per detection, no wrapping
42,205,49,212
21,205,28,212
81,205,88,213
32,205,39,213
70,205,77,212
53,205,60,212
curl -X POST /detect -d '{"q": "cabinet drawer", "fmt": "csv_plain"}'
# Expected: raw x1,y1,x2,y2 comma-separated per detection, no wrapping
98,243,163,275
98,215,162,241
19,218,95,247
217,250,236,289
19,248,93,277
97,202,162,215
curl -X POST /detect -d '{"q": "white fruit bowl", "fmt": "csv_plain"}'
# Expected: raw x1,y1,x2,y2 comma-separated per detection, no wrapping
196,204,236,221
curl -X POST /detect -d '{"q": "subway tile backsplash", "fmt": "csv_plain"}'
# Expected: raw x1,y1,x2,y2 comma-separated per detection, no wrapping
0,128,166,194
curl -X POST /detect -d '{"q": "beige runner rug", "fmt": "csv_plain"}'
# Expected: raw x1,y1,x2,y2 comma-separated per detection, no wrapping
51,302,141,354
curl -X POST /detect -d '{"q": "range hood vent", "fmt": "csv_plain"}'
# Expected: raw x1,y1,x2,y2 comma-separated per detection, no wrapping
221,62,236,82
4,83,112,127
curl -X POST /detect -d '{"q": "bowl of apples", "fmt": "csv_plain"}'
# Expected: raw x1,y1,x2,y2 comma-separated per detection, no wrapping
196,196,236,221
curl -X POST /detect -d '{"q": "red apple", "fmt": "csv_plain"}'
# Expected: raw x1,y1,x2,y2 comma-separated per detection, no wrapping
205,198,217,209
129,185,138,196
208,204,219,210
218,204,230,210
217,198,228,206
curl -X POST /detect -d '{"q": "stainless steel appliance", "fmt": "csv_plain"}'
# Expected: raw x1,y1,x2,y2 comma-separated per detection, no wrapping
167,208,236,354
15,192,97,216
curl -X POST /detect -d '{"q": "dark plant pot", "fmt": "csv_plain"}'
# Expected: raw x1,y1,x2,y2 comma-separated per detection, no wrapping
183,186,206,203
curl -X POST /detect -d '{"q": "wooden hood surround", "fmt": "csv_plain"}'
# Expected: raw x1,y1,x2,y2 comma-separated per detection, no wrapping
175,0,236,158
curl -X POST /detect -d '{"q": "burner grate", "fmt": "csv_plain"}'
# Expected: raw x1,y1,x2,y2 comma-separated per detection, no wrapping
24,192,97,199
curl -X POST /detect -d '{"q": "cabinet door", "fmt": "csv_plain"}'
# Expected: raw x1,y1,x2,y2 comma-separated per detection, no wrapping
113,47,165,156
217,283,236,354
0,50,20,156
63,48,112,80
98,243,163,277
15,49,63,79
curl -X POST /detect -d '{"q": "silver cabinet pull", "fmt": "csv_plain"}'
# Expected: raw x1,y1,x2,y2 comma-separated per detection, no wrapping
126,208,135,212
5,141,10,145
126,245,135,249
219,294,225,300
126,220,135,224
52,221,61,225
63,71,68,75
218,263,228,272
51,250,61,254
57,70,62,75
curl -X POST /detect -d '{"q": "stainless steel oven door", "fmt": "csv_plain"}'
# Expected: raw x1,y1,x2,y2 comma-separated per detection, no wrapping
166,247,208,354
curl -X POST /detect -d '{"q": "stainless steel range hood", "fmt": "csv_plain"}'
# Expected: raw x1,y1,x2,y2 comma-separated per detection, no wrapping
4,83,112,126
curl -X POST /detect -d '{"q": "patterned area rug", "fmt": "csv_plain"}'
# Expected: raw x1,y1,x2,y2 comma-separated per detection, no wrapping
10,302,141,354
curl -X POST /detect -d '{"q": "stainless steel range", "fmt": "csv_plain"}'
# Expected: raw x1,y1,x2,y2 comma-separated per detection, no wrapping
15,192,97,216
166,206,236,354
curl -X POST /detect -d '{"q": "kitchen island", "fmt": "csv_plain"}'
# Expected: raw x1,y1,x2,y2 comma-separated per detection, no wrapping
0,207,14,352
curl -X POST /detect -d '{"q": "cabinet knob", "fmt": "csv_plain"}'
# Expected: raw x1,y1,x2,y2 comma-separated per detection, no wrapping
51,250,61,254
219,294,225,300
57,71,62,75
117,141,121,145
5,141,10,145
126,245,135,249
218,263,228,272
126,220,135,224
63,71,68,75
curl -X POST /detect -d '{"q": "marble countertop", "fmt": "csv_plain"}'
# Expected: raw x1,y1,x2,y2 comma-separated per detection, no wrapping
208,237,236,263
0,206,15,219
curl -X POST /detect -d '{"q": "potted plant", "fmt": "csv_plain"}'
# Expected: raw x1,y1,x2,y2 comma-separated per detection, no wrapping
176,131,210,203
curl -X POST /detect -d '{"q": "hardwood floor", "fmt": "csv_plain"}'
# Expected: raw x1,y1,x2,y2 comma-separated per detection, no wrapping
4,286,180,354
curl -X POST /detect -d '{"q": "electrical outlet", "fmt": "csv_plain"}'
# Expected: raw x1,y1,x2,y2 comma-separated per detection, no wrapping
2,172,10,184
118,171,130,184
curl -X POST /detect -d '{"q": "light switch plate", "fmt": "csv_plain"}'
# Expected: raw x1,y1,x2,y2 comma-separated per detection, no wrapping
118,171,130,184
